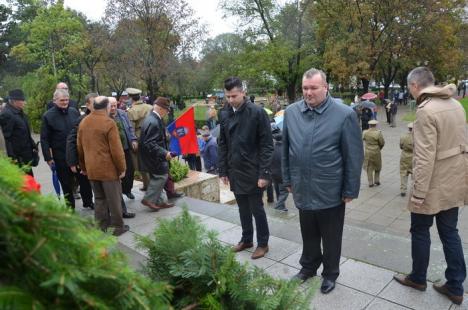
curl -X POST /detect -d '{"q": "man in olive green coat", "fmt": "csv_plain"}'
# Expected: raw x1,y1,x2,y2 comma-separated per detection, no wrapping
126,88,153,191
400,123,413,196
363,120,385,187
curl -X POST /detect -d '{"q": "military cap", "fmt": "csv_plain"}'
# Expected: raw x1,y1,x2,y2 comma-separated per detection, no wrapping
125,88,142,95
408,122,413,129
368,120,378,125
121,91,128,96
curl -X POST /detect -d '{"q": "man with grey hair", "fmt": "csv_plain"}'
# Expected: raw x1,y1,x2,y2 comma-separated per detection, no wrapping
283,68,363,293
78,96,128,236
41,88,81,208
47,82,79,110
393,67,467,306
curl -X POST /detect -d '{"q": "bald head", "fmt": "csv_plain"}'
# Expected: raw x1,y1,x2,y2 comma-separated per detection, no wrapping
93,95,110,115
56,82,69,90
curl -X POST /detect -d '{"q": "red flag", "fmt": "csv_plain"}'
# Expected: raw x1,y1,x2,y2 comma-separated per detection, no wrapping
167,106,199,155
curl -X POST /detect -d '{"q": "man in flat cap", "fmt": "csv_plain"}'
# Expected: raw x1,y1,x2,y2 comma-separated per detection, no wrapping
362,119,385,187
0,89,38,175
139,97,175,210
126,88,153,191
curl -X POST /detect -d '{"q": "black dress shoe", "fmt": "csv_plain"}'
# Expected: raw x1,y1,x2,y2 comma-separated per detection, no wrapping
292,271,316,282
168,191,184,199
124,192,135,199
320,279,336,294
84,203,94,210
122,212,136,219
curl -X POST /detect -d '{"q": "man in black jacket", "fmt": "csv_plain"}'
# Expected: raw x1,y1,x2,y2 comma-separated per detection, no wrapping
139,97,175,211
218,77,273,259
65,93,98,210
46,82,79,110
41,89,81,208
0,89,38,175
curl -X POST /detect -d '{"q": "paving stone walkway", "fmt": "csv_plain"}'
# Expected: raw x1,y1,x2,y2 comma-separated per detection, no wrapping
31,104,468,309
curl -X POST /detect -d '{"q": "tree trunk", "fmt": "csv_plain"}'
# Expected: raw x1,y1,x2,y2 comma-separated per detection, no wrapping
361,78,370,93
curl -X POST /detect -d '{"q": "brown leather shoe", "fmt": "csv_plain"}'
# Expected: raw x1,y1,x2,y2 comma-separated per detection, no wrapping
231,242,253,252
141,199,160,211
251,246,269,259
158,202,175,209
433,283,463,305
393,274,426,291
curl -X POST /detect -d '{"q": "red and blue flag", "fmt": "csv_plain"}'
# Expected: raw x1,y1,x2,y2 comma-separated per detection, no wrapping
167,106,199,155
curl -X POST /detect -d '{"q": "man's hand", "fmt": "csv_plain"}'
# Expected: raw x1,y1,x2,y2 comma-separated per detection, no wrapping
221,176,229,185
411,195,424,208
81,170,87,176
343,197,353,204
119,171,126,179
165,152,172,161
132,141,138,151
70,165,77,173
286,186,292,193
47,160,55,168
257,179,269,188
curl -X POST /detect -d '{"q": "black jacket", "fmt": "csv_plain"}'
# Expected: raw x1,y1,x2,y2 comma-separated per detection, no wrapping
218,100,273,194
66,109,90,166
271,140,283,183
0,104,36,164
40,106,80,162
139,111,169,175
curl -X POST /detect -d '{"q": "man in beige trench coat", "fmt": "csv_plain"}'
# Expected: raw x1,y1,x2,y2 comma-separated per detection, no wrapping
393,67,468,305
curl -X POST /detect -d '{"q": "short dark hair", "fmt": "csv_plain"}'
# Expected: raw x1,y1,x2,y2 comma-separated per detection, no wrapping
224,77,243,91
93,97,109,110
85,93,98,104
130,94,140,101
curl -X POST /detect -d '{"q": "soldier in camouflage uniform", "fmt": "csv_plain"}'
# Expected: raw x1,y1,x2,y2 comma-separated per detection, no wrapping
126,88,153,191
399,122,413,196
363,120,385,187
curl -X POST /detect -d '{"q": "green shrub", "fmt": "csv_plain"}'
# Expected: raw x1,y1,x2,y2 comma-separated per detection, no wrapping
137,208,317,309
170,159,190,182
0,156,172,309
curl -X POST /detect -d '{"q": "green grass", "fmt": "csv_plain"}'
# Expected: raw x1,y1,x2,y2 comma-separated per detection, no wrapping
461,97,468,116
402,111,416,122
174,104,208,121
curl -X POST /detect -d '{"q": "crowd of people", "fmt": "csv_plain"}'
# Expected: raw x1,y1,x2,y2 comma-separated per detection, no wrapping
0,66,467,305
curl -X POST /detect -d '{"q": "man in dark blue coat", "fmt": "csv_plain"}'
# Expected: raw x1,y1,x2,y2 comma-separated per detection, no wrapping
218,77,273,260
139,97,175,211
200,130,218,174
282,68,363,293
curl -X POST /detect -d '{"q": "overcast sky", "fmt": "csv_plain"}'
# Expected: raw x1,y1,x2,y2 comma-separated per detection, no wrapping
62,0,237,38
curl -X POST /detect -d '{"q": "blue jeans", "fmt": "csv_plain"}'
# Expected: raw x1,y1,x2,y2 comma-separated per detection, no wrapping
409,208,466,295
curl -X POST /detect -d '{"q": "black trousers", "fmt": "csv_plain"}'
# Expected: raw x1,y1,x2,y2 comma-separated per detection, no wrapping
299,204,345,281
234,192,270,247
55,160,75,208
76,170,93,208
121,149,134,194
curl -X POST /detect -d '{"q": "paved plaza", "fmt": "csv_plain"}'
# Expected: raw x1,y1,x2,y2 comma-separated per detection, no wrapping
32,105,468,309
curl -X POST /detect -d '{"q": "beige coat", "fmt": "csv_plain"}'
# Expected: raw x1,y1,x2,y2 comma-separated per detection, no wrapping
408,84,468,214
127,101,153,138
363,128,385,171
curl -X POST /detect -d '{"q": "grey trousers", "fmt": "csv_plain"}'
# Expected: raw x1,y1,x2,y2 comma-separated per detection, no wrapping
90,180,124,232
144,173,168,205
